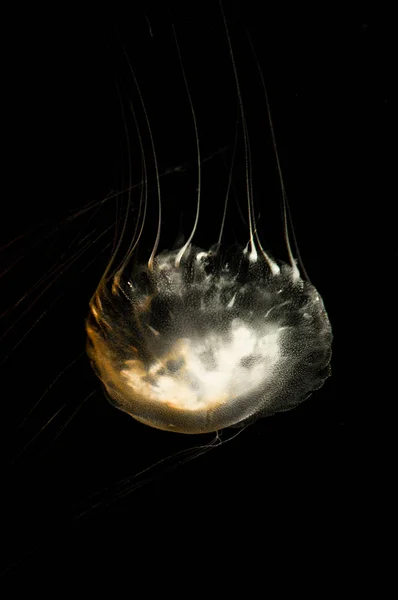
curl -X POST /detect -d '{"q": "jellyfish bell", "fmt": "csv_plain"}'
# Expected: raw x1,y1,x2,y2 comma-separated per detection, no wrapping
87,243,332,434
86,9,332,435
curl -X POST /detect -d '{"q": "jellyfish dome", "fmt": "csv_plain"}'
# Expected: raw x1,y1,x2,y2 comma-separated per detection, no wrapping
87,244,332,433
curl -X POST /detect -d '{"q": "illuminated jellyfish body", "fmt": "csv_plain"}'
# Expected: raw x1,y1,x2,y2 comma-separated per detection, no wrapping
87,245,331,433
86,12,332,434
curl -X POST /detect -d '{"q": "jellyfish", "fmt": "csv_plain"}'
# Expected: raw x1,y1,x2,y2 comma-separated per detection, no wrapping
86,6,332,435
0,8,339,580
1,7,334,466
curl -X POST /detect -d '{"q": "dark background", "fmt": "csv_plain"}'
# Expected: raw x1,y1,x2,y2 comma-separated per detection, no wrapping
1,1,393,589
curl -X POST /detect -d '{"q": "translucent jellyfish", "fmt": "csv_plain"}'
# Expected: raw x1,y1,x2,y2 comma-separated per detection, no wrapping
0,8,339,580
86,8,332,434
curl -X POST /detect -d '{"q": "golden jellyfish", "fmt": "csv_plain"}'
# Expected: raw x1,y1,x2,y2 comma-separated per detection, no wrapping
86,5,332,434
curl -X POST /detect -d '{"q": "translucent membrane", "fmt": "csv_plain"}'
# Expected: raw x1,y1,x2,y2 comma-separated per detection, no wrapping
87,245,332,433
